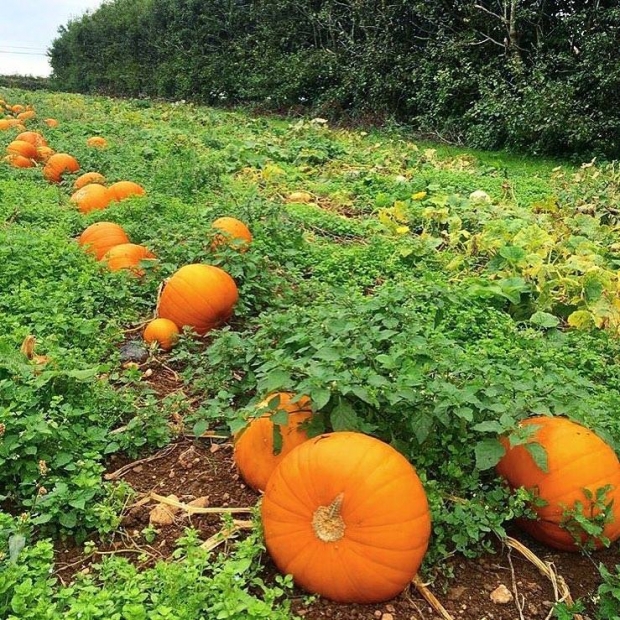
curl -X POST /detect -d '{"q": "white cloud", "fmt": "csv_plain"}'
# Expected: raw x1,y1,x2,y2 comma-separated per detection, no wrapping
0,1,106,77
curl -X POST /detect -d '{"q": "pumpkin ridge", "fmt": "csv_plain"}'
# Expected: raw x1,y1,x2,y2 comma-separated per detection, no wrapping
341,541,420,580
343,517,431,551
161,280,209,326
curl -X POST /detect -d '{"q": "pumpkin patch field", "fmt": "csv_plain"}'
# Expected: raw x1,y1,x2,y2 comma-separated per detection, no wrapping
3,88,620,619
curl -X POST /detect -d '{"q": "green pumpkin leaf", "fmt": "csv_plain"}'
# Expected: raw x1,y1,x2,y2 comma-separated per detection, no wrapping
8,534,25,564
474,438,506,470
525,441,549,473
330,399,360,431
530,311,560,329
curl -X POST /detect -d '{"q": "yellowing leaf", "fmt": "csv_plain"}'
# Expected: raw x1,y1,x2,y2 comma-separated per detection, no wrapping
412,191,427,201
567,310,595,330
396,226,410,235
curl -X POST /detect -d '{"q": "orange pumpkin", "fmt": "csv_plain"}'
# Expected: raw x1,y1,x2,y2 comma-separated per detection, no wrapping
86,136,107,148
43,153,80,183
74,172,106,190
108,181,146,202
11,104,24,114
44,118,59,128
16,110,36,122
157,264,238,335
262,432,432,603
78,222,130,260
3,154,35,168
6,140,38,160
16,131,47,147
102,243,156,275
143,318,180,351
36,146,55,162
70,184,112,214
211,216,252,250
234,392,312,491
496,416,620,551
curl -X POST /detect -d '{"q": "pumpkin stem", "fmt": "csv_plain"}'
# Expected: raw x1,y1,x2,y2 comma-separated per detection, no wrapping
312,492,346,543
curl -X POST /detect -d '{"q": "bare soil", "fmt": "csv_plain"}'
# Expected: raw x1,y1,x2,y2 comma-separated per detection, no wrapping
53,435,618,620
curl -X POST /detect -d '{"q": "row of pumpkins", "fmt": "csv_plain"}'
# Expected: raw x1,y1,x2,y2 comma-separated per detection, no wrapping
4,97,620,606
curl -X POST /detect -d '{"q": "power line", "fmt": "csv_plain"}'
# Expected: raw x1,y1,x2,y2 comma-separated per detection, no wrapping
0,50,48,56
1,45,47,51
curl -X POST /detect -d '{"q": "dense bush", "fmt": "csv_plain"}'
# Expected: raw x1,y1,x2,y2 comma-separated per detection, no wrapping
48,1,620,160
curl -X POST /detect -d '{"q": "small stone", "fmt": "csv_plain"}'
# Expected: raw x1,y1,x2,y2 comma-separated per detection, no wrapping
210,443,221,454
490,584,513,604
119,341,148,363
447,586,467,601
528,603,540,616
381,614,394,620
374,612,382,619
132,465,143,473
385,605,395,613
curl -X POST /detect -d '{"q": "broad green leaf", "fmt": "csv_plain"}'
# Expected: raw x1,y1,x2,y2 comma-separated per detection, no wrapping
8,534,25,564
330,399,360,431
567,310,595,330
530,311,560,328
525,442,549,473
474,438,506,470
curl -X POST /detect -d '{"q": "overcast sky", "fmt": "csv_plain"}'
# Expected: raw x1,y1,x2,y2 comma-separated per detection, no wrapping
0,1,106,77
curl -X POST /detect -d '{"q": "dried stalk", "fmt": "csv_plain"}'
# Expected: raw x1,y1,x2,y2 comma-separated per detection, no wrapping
149,492,253,515
412,574,456,620
504,536,583,620
104,443,178,480
200,519,253,551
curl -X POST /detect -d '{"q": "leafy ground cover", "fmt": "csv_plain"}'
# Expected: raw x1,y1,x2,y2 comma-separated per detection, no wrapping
2,87,620,619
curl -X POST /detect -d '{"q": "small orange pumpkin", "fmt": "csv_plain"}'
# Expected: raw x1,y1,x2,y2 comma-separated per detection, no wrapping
143,318,180,351
16,110,36,122
108,181,146,202
496,416,620,551
157,264,238,335
86,136,107,148
211,216,252,250
234,392,312,491
70,184,112,214
74,172,106,190
262,432,432,603
102,243,156,275
36,146,55,162
43,153,80,183
6,140,38,160
78,222,130,260
44,118,59,128
3,154,35,168
11,104,24,114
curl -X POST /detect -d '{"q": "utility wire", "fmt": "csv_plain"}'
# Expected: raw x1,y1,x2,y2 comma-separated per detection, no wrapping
0,50,48,56
1,45,47,51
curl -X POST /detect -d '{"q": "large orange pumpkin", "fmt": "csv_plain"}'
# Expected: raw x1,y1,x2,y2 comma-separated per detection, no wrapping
211,216,252,250
78,222,130,260
496,416,620,551
157,264,238,335
16,131,47,147
262,432,432,603
102,244,156,275
108,181,146,202
36,146,55,162
70,184,112,214
143,318,180,351
234,392,312,491
74,172,106,190
6,140,38,160
43,153,80,183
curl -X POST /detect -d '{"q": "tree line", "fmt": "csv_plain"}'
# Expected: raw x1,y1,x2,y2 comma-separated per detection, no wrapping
49,0,620,159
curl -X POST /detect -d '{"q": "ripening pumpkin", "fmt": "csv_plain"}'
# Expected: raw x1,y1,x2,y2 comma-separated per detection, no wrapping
143,318,180,351
78,221,130,260
86,136,107,148
262,432,432,603
108,181,146,202
234,392,312,491
44,118,59,128
11,104,24,114
6,140,38,160
35,146,55,162
157,264,238,335
102,243,156,275
496,416,620,551
70,184,112,214
3,154,35,168
74,172,106,190
211,216,253,250
43,153,80,183
17,110,36,122
16,131,47,147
